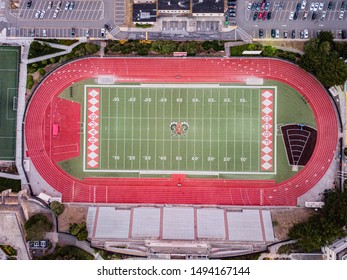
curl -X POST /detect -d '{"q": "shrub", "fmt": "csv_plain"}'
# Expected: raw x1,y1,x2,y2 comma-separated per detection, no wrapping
38,68,45,75
50,201,65,216
69,222,88,241
26,75,34,90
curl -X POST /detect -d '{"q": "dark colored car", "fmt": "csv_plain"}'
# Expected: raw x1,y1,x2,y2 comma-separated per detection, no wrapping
253,11,258,20
342,30,347,39
283,30,288,38
328,1,333,10
341,1,346,10
259,29,264,38
271,29,276,38
291,29,296,38
256,2,261,10
300,30,304,39
27,0,32,8
104,23,112,31
251,2,257,10
229,8,236,12
71,27,76,36
265,1,270,10
293,11,298,20
267,11,272,19
312,12,317,20
296,2,301,11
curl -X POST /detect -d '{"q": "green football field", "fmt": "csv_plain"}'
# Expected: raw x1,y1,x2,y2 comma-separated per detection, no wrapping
84,85,276,175
0,46,20,160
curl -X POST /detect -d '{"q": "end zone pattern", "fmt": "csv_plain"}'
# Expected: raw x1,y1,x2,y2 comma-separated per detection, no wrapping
87,88,100,168
261,90,273,171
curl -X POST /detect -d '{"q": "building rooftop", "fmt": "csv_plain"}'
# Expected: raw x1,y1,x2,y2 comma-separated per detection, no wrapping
158,0,190,11
133,3,157,22
192,0,224,13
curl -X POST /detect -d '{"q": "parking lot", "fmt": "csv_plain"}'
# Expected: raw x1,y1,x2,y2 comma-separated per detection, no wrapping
196,21,219,32
244,1,347,22
14,0,104,21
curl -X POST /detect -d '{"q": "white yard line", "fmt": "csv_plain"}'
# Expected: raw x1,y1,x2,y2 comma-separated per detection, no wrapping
107,88,111,169
155,88,158,171
131,88,134,170
139,88,142,170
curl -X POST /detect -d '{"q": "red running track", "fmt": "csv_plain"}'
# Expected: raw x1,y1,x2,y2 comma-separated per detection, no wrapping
24,57,338,206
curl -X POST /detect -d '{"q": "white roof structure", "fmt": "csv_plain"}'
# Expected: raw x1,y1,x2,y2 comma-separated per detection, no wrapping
132,207,161,238
162,207,194,240
87,207,275,242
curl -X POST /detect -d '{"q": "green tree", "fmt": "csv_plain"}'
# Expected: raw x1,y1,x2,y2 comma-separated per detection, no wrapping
262,45,276,57
317,31,334,44
38,68,45,75
151,40,178,54
50,201,65,217
26,75,34,90
85,43,100,54
76,229,88,241
24,214,52,240
69,222,88,241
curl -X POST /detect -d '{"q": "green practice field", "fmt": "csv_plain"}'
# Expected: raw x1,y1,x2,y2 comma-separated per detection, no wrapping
0,46,20,161
84,85,276,175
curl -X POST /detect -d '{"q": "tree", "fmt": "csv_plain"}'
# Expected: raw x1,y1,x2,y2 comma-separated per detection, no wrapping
262,45,276,57
38,68,45,75
50,201,65,217
150,40,178,54
69,222,88,241
317,31,334,44
24,214,52,240
26,75,34,90
85,43,100,54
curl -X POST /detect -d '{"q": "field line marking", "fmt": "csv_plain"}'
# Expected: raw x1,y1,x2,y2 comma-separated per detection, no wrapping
178,87,181,170
147,88,150,170
115,88,118,169
233,88,236,171
139,88,142,170
155,88,158,171
225,88,228,171
210,88,212,171
131,87,134,170
275,86,278,175
83,85,86,172
107,88,111,169
242,88,244,171
202,89,204,170
250,89,252,171
194,89,196,171
186,88,188,170
218,88,220,172
258,88,261,172
170,88,173,170
123,88,126,169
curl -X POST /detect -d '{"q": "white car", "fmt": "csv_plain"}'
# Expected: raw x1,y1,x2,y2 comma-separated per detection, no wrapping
34,10,40,19
304,29,309,38
289,11,294,19
320,10,326,20
47,1,52,9
39,10,45,19
314,2,319,11
53,11,58,19
247,2,252,10
69,1,75,10
301,0,307,9
43,29,47,37
319,2,324,10
65,1,70,10
276,29,280,38
84,29,89,37
310,2,315,10
339,10,345,19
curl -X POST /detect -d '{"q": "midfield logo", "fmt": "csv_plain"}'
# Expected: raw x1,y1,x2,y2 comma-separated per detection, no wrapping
170,121,189,136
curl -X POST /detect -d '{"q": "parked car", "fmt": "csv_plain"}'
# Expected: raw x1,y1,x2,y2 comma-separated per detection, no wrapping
304,29,309,38
341,1,346,10
43,29,47,37
101,28,105,37
289,11,294,20
291,29,296,38
39,10,45,19
342,30,346,39
247,2,252,10
303,11,308,19
267,11,272,19
271,29,276,38
320,11,326,20
265,1,270,10
293,11,298,20
328,1,333,10
301,0,307,9
104,23,112,31
47,1,52,9
258,11,263,19
259,28,264,38
26,0,32,9
314,2,319,11
339,10,345,19
71,27,76,37
283,30,288,38
310,2,315,10
34,10,40,19
300,30,304,39
69,1,75,10
84,29,89,37
65,1,70,10
262,11,267,19
276,29,280,38
296,2,301,11
319,2,324,10
29,28,35,37
312,12,317,20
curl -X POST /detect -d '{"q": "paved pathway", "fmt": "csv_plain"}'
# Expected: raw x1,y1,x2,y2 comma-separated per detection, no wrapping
0,172,20,180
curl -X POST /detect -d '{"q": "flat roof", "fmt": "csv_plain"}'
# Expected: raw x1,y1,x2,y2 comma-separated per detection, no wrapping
162,207,194,240
132,207,161,238
192,0,224,13
133,3,157,22
95,207,130,239
158,0,190,11
197,208,226,239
